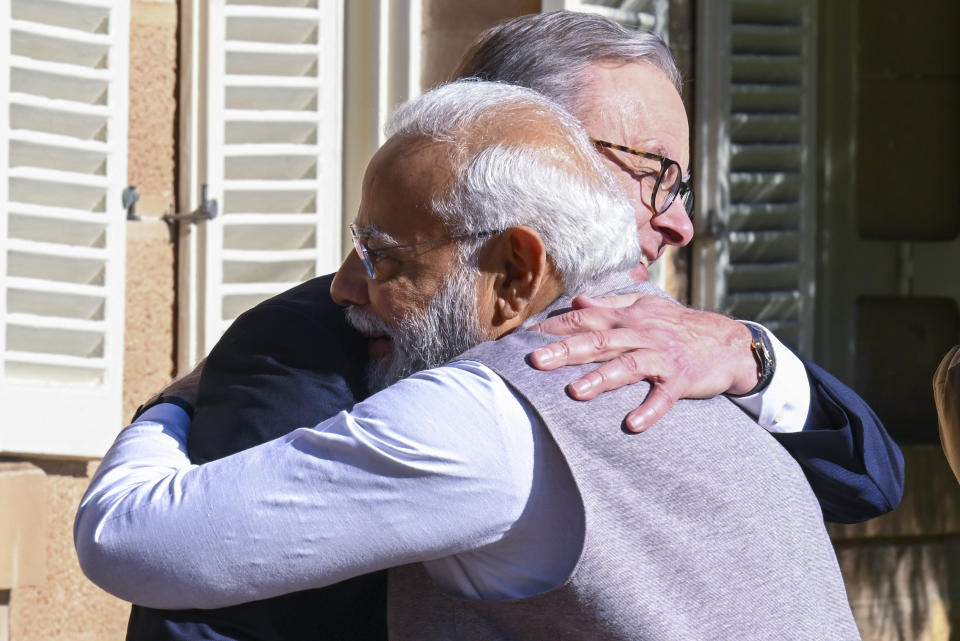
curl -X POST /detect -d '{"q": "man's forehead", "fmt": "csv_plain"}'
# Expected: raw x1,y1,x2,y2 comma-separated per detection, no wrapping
603,119,672,158
579,61,689,165
357,137,450,237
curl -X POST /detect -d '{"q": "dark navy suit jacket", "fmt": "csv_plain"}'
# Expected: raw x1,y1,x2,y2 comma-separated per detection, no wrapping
126,274,903,640
127,275,385,641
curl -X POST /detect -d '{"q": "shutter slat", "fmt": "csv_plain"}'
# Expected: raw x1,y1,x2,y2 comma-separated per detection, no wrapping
7,275,108,298
10,129,109,152
730,113,801,143
11,18,112,45
729,230,800,262
729,143,803,172
7,312,105,332
730,85,804,114
11,0,113,34
221,212,317,225
224,223,314,250
6,350,106,371
224,5,321,18
728,202,802,231
224,143,320,155
727,261,802,292
10,54,113,81
224,108,318,121
8,201,109,221
9,165,109,187
8,286,105,319
224,183,316,198
225,74,320,88
221,247,319,261
9,212,105,246
221,281,305,296
725,291,802,319
9,90,110,116
225,41,317,54
7,238,108,259
729,171,802,203
7,252,106,286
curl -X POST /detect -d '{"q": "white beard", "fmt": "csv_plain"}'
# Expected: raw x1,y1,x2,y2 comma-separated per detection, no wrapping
345,263,490,394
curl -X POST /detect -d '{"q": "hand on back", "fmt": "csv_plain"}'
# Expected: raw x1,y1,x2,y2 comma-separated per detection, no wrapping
530,295,759,432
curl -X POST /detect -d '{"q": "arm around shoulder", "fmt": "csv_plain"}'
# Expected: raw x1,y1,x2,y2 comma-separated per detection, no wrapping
74,363,537,609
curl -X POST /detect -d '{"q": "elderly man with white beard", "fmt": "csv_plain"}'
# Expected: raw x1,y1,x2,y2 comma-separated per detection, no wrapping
76,80,861,640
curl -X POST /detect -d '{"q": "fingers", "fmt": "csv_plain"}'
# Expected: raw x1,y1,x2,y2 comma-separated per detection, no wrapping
530,338,573,370
531,329,640,370
563,358,682,433
532,294,664,336
565,351,651,400
624,386,678,433
570,292,643,310
530,307,617,338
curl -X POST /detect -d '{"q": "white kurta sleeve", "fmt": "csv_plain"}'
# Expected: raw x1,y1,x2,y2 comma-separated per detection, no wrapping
74,361,538,609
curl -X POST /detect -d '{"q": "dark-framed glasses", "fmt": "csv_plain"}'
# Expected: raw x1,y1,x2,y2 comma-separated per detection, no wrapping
592,138,694,217
349,223,501,280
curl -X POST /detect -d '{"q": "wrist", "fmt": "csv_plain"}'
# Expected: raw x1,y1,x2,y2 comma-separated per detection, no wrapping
727,323,776,398
725,321,761,395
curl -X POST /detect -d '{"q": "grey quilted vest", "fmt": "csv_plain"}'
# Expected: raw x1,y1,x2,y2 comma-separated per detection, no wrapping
388,274,860,640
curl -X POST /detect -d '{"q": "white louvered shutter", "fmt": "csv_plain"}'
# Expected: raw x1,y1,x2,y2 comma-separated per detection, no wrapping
1,0,128,457
692,0,817,354
191,0,343,355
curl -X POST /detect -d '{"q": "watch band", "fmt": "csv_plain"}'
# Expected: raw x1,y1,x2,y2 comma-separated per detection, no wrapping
728,323,776,398
131,393,194,423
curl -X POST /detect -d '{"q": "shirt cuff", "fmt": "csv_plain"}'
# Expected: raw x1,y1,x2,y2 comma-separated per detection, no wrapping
726,322,810,434
133,403,193,444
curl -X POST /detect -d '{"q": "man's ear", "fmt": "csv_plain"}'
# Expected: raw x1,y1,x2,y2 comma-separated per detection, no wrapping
480,226,556,328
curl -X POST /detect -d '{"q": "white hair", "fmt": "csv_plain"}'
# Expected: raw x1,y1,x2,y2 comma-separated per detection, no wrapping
385,79,641,292
453,11,682,117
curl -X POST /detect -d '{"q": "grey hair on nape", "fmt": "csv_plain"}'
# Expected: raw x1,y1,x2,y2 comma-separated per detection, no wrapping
384,80,641,293
451,10,681,117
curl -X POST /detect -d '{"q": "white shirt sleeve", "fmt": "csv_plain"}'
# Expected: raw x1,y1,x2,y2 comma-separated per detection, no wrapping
726,322,810,434
74,361,540,610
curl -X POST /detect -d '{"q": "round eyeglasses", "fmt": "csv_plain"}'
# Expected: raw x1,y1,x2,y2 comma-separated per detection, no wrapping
350,224,501,280
592,139,694,217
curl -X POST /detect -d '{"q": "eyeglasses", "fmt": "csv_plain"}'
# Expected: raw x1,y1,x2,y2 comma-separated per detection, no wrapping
349,224,501,280
591,139,694,217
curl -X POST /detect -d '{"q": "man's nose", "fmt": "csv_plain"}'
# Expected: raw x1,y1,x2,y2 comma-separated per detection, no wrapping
330,250,370,307
651,198,694,247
